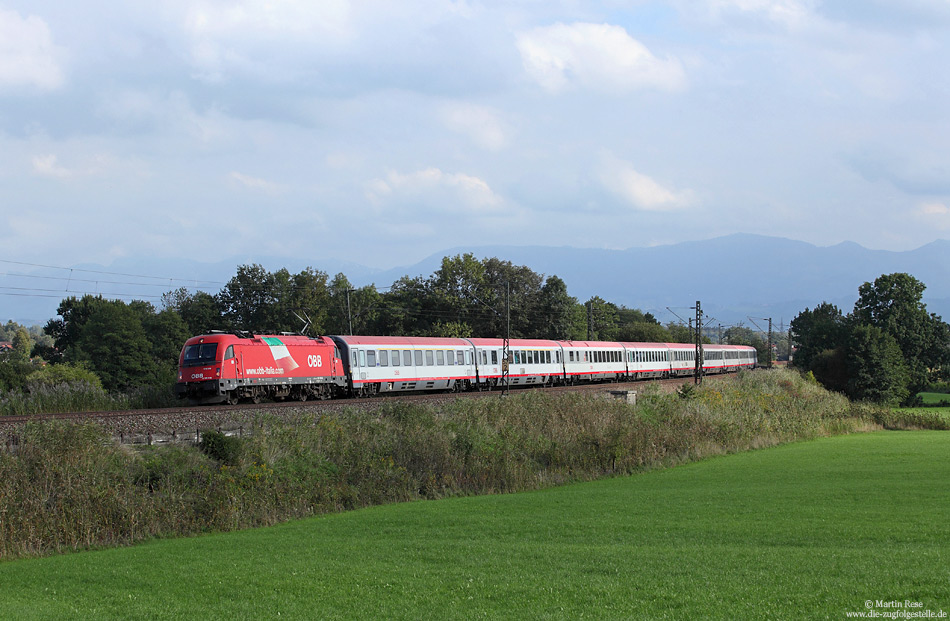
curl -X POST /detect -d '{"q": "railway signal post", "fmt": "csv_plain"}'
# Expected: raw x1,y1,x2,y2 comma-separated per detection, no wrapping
694,301,704,385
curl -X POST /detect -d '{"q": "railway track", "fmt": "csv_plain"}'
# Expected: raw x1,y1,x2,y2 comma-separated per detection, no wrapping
0,373,743,446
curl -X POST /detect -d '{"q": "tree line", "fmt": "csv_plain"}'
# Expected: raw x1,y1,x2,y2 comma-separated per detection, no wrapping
791,273,950,405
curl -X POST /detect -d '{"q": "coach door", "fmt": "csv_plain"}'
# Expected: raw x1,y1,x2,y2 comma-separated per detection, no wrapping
358,349,367,380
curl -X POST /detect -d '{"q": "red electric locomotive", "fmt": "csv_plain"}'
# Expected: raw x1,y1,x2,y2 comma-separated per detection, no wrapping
174,332,346,404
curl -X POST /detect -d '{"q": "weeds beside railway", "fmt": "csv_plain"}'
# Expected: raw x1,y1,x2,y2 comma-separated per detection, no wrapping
0,381,178,417
1,369,943,560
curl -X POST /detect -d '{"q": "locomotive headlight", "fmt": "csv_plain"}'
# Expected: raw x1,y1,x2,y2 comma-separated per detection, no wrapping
216,368,220,378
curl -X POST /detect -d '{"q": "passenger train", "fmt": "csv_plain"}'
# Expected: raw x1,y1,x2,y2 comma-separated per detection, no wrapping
175,332,757,405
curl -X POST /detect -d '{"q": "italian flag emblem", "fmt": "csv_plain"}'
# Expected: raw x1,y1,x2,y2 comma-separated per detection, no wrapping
262,337,299,371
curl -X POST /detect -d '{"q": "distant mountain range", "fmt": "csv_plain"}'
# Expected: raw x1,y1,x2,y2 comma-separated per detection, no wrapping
5,234,950,329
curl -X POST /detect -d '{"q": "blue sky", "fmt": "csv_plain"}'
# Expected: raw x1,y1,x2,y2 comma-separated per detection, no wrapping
2,0,949,270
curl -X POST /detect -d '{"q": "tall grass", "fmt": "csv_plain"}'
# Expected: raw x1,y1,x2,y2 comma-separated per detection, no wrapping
0,380,178,416
0,381,130,416
0,369,918,560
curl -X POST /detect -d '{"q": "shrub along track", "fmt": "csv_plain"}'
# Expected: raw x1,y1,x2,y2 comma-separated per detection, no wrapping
0,372,740,447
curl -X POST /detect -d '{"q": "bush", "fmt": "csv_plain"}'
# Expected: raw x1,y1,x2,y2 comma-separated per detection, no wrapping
26,362,103,390
0,359,35,392
198,429,243,465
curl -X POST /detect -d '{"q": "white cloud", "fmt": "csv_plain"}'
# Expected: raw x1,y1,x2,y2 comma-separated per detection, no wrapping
229,171,282,193
516,22,686,93
916,201,950,229
0,9,64,90
693,0,818,29
367,167,502,210
599,157,693,211
183,0,354,80
32,154,73,178
439,102,508,150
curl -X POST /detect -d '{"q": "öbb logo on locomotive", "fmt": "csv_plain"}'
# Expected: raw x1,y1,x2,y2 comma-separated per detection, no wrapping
175,332,758,405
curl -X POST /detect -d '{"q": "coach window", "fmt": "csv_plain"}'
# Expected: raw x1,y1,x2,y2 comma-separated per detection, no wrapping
392,351,400,366
491,350,498,365
359,350,366,367
380,351,389,366
458,351,464,365
425,350,434,366
414,350,423,366
436,350,445,365
404,350,412,366
352,351,358,367
367,350,376,367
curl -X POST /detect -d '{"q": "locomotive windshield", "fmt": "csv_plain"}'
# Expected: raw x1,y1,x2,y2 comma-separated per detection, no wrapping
182,343,219,366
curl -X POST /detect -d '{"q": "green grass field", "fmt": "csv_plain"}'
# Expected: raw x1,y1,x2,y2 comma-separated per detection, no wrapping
918,392,950,406
1,431,948,619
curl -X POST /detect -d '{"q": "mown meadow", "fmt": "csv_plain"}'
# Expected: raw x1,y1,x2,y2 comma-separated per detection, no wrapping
0,430,947,619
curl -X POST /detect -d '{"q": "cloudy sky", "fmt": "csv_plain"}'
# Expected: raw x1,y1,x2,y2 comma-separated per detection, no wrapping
2,0,950,272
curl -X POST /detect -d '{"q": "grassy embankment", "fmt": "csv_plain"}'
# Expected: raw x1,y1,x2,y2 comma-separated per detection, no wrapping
3,368,943,563
0,430,947,618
